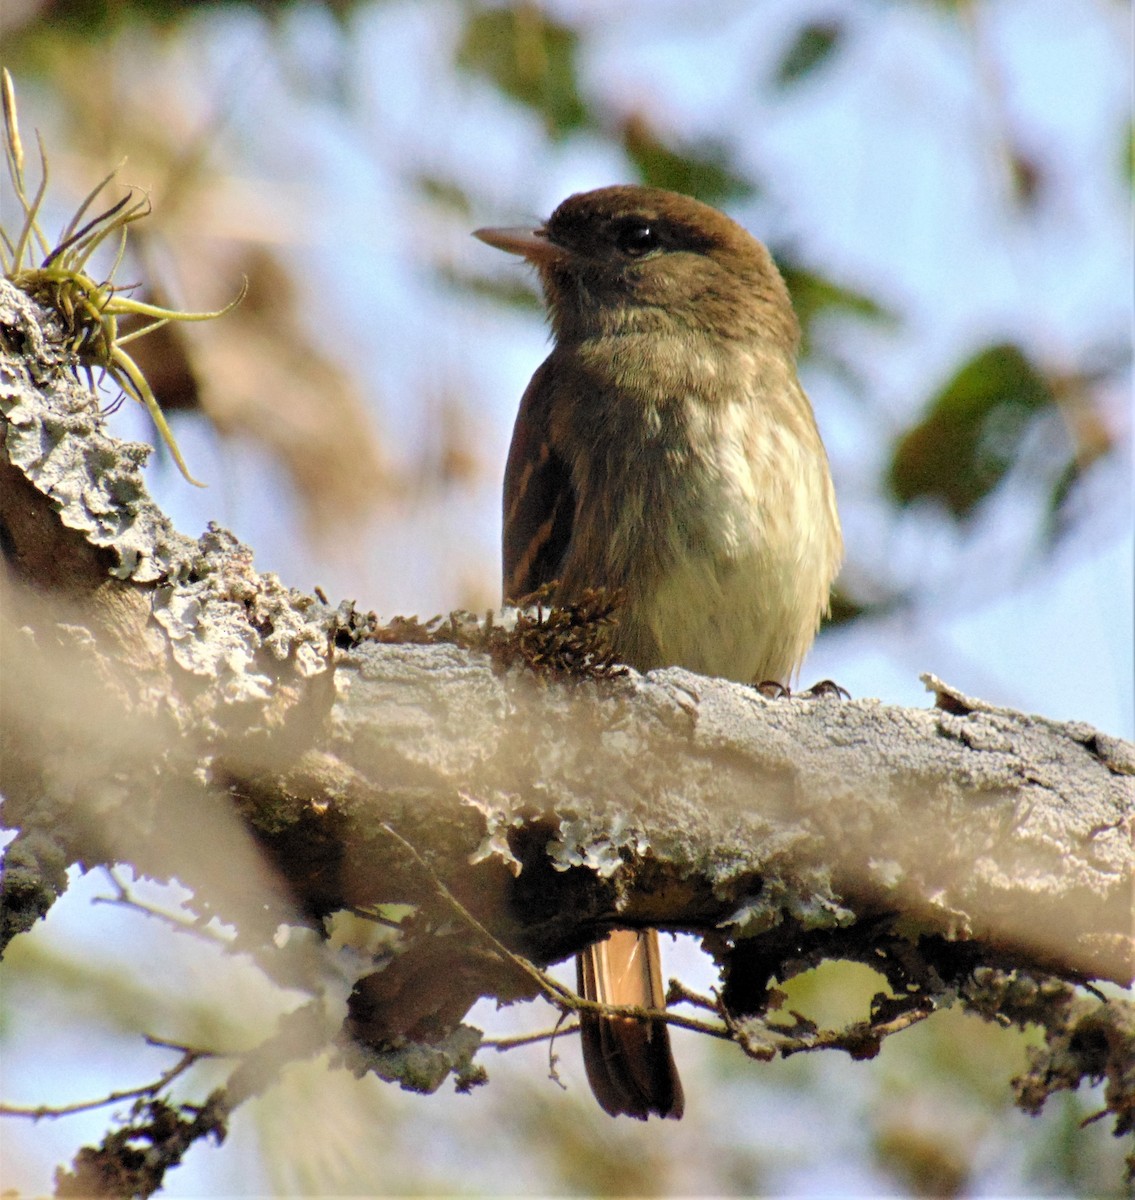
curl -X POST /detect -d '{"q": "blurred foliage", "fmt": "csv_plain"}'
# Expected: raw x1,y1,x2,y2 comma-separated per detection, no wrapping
825,585,874,628
1028,1090,1134,1199
886,341,1122,546
437,261,542,313
454,4,756,207
5,0,361,48
774,19,845,87
779,262,897,353
414,171,475,218
1004,143,1044,210
1,0,1131,1192
888,342,1055,518
4,0,1123,576
456,4,587,141
620,112,757,205
873,1123,970,1198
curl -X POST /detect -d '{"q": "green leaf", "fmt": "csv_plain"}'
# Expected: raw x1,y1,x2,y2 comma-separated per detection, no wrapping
621,115,757,205
455,7,588,140
774,20,843,88
887,343,1056,518
1043,456,1085,544
778,264,896,352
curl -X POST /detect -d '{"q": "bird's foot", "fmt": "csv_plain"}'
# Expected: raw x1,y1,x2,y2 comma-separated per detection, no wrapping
800,679,851,700
752,679,850,700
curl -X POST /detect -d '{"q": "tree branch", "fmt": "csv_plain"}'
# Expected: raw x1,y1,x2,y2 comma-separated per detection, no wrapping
2,277,1133,1180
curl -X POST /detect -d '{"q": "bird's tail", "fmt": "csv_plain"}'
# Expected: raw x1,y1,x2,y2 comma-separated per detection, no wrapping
576,928,684,1119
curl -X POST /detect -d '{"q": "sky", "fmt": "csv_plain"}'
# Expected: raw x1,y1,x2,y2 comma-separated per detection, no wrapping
3,0,1133,1193
131,0,1133,737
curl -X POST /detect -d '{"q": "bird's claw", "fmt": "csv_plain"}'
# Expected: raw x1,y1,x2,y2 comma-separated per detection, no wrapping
752,679,850,700
800,679,850,700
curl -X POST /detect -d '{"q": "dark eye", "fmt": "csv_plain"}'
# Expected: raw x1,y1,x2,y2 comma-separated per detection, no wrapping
613,220,661,256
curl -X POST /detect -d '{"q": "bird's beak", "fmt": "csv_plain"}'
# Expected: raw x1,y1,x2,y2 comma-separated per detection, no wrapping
473,224,562,265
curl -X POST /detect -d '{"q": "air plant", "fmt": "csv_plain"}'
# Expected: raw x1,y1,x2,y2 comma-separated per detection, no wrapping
1,68,245,486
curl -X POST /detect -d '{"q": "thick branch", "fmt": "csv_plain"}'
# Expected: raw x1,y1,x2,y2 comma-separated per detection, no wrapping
2,278,1133,1159
3,273,1131,975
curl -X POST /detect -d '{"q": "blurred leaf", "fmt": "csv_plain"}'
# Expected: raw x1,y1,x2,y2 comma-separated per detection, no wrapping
774,20,844,88
455,4,588,140
1043,456,1087,544
621,113,757,205
10,0,163,41
502,1073,747,1197
874,1124,970,1198
415,173,474,217
888,343,1055,518
438,263,543,313
1024,1091,1132,1197
7,0,362,45
1040,385,1117,545
188,245,392,532
1122,118,1134,191
825,588,866,627
779,263,896,351
1006,144,1044,209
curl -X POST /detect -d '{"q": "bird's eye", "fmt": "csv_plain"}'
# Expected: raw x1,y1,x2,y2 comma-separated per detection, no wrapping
613,221,661,256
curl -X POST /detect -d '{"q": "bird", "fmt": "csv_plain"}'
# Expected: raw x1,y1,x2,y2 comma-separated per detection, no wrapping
474,185,843,1120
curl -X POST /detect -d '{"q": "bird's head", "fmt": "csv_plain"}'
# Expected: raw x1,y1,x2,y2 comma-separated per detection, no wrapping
475,185,799,353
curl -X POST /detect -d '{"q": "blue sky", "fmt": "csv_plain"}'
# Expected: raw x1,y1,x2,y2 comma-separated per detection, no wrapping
4,0,1132,1193
131,0,1132,736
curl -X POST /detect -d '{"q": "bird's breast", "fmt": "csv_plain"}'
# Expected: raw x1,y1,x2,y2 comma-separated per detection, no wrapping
645,396,836,684
554,350,841,684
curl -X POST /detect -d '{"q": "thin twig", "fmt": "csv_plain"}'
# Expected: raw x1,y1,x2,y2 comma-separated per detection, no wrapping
93,867,231,946
667,978,721,1012
0,1042,218,1120
546,1008,573,1090
377,822,577,1009
742,1003,937,1061
377,825,941,1061
482,1022,581,1051
378,822,739,1038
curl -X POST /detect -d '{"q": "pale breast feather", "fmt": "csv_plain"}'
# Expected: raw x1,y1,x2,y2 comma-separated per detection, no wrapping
640,388,840,684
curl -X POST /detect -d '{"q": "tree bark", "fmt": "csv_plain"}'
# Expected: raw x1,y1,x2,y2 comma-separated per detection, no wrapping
2,278,1133,1167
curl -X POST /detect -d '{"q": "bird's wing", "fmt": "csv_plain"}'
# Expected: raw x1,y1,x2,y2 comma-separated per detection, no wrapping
501,357,576,601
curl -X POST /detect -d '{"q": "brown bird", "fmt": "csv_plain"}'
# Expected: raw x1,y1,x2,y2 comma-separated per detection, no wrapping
475,185,842,1120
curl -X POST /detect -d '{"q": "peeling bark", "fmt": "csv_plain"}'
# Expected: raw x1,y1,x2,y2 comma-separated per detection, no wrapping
2,278,1133,1173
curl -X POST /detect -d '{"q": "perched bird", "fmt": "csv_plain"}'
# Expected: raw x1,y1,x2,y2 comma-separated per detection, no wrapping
475,185,842,1120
